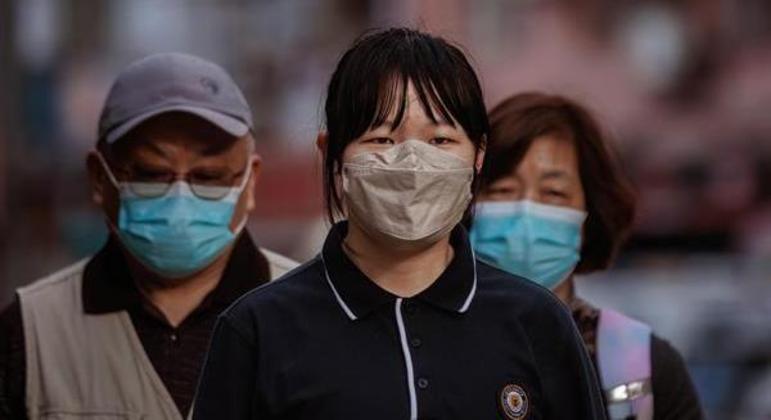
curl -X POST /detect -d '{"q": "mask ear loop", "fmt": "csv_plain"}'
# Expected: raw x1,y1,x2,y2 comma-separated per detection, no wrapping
234,157,254,192
232,214,250,236
95,151,121,190
94,151,125,237
229,156,255,235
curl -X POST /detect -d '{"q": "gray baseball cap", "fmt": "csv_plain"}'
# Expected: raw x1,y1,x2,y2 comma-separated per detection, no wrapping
98,52,253,143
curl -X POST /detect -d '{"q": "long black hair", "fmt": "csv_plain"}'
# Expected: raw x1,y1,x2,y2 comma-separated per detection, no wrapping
322,27,489,223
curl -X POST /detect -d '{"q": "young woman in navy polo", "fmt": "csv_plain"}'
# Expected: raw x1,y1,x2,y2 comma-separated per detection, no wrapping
194,28,607,420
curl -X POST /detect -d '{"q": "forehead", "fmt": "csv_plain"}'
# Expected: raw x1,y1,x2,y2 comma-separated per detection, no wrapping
373,79,456,130
404,85,448,122
517,134,579,175
111,112,244,158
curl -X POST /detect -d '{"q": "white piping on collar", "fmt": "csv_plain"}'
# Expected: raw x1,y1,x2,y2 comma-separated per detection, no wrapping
320,253,358,321
458,247,478,313
320,243,478,319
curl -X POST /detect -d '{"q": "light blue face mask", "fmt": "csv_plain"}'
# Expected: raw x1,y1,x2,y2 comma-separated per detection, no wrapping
97,153,250,279
469,200,586,289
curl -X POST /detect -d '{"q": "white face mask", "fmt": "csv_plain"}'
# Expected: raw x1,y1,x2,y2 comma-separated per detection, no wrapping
342,139,474,248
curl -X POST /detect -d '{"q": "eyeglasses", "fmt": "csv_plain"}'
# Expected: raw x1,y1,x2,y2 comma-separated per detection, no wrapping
97,153,251,200
122,176,247,200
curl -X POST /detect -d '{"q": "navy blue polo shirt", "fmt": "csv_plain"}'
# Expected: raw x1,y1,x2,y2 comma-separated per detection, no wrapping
193,222,607,419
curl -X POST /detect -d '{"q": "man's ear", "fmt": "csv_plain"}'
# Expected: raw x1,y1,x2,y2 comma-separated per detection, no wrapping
244,153,262,212
86,151,108,206
316,131,328,155
86,150,122,225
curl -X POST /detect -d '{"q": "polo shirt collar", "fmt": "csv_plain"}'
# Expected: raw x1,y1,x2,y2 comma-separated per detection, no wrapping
82,232,271,315
320,222,477,320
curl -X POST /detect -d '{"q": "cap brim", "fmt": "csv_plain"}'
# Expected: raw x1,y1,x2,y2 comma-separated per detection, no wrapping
105,105,250,143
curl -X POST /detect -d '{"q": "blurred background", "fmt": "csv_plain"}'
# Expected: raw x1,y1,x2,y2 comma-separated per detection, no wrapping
1,0,770,417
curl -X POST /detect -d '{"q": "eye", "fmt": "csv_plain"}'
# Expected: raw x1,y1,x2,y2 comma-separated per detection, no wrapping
364,137,395,145
544,189,568,199
192,172,224,181
489,186,514,194
485,185,519,200
190,169,233,186
131,166,174,183
429,137,456,146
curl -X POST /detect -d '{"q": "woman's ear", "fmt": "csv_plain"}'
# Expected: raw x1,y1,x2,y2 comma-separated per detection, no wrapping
316,131,328,155
475,135,487,173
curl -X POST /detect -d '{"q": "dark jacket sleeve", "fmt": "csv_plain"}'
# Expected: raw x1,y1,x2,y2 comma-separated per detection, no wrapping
193,314,261,420
0,298,27,420
651,335,704,420
525,297,608,419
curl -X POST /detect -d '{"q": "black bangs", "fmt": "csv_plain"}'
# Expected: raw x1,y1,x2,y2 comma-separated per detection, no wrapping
325,28,488,150
368,57,459,133
323,27,490,222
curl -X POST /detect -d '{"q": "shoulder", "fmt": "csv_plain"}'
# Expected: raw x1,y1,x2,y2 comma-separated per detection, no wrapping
475,260,561,302
0,297,22,339
259,247,300,280
221,257,324,324
0,297,23,350
473,261,583,351
17,259,89,305
651,335,691,380
19,258,90,294
0,259,92,375
0,297,26,418
475,260,572,323
650,335,704,419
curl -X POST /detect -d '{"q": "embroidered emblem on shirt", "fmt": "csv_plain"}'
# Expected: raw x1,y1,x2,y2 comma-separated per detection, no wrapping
500,383,529,419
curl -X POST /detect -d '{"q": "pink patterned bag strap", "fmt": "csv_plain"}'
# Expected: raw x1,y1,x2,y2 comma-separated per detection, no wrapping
597,308,654,420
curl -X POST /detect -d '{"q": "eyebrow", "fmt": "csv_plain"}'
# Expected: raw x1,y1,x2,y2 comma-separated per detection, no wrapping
539,170,573,181
130,140,170,159
155,141,175,156
374,118,455,132
136,136,237,158
201,141,234,156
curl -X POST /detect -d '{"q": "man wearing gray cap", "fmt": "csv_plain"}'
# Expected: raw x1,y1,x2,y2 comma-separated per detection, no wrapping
0,53,298,419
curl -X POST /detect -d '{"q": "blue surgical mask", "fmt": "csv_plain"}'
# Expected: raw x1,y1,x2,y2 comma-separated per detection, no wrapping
469,200,586,289
97,153,250,278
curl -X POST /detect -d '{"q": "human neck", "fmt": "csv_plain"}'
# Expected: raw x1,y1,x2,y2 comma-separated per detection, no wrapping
552,276,576,305
128,247,234,327
343,220,454,298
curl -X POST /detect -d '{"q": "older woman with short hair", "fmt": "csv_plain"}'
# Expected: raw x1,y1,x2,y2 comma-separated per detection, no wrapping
470,92,703,420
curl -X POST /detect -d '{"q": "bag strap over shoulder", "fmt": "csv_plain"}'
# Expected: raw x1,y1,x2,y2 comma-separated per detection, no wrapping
597,308,654,420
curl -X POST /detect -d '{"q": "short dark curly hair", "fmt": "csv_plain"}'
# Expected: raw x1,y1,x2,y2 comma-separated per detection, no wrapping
480,92,636,273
